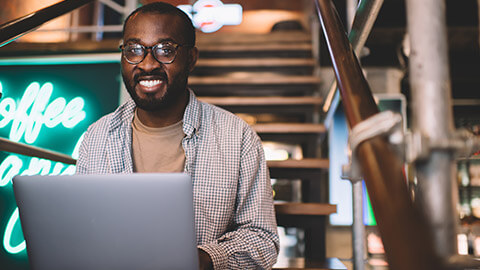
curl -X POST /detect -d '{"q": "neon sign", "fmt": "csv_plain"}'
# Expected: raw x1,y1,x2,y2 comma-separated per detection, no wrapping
0,81,86,255
178,0,243,33
0,54,120,270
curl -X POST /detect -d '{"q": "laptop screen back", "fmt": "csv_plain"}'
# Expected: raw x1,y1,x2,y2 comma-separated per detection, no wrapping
13,173,199,270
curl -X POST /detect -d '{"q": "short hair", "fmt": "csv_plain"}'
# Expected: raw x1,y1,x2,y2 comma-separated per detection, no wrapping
122,2,196,46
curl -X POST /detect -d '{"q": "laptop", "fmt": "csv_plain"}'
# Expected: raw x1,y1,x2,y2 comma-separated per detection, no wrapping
12,173,199,270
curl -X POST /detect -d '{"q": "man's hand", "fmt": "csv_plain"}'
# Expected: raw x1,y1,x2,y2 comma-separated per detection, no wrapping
198,249,213,270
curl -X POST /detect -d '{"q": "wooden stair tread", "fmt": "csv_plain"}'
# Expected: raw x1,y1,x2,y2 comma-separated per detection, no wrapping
197,43,312,52
252,123,325,134
196,58,315,67
199,96,323,106
275,202,336,216
267,159,329,169
273,257,347,270
197,31,311,44
189,75,321,85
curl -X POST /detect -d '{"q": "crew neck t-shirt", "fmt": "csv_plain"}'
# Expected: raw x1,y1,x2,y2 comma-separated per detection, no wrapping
131,110,185,173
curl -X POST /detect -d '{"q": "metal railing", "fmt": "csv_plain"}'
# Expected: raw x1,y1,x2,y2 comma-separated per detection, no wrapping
0,0,95,47
315,0,442,269
317,0,480,269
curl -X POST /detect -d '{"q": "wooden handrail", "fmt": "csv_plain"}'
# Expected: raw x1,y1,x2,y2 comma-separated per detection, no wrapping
0,0,94,47
0,137,76,165
315,0,442,269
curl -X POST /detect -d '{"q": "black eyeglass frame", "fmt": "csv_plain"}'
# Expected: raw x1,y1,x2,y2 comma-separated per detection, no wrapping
119,42,193,65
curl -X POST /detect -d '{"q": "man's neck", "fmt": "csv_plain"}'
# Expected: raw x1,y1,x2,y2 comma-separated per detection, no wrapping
135,91,189,128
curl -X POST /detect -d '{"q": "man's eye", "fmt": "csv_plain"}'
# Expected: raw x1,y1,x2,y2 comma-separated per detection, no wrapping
155,46,174,56
127,46,144,55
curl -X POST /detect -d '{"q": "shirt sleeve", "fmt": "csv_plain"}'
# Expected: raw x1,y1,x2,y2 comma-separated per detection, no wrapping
197,127,280,269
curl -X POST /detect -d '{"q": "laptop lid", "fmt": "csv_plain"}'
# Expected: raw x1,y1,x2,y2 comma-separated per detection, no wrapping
12,173,199,270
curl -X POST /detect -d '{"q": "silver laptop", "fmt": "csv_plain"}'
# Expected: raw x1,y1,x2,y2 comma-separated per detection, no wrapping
12,173,199,270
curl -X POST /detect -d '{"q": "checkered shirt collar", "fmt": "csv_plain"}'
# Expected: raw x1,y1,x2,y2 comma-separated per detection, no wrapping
108,89,201,138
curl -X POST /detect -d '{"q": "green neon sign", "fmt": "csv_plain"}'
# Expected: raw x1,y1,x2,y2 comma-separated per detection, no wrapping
0,58,120,269
0,81,85,255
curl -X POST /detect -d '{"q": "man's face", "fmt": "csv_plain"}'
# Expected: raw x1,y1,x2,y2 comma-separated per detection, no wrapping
121,13,197,111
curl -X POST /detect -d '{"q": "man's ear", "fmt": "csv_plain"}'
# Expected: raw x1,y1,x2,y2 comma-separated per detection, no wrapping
188,47,199,73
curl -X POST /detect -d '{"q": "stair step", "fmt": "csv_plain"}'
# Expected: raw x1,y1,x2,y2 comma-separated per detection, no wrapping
197,31,311,45
199,96,323,121
268,159,329,179
189,75,320,96
198,43,312,52
198,43,312,58
273,257,347,270
189,75,320,85
253,123,325,145
275,203,334,228
199,96,322,106
196,58,315,68
268,159,329,169
275,202,336,216
193,58,315,75
253,123,325,134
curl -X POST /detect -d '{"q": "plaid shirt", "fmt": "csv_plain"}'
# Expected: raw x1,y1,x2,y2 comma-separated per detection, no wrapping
76,90,279,269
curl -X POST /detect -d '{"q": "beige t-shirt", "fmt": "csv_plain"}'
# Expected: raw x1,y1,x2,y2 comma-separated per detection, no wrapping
131,111,185,173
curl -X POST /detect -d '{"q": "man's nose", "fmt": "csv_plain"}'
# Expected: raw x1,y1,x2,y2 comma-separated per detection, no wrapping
137,50,162,71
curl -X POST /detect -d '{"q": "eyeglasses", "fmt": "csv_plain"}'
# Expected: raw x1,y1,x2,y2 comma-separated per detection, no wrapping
119,41,192,64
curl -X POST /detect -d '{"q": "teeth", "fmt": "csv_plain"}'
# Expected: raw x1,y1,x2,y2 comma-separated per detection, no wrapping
139,80,162,87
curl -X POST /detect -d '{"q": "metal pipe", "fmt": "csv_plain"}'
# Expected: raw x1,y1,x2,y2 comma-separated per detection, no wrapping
98,0,126,14
124,0,138,20
0,0,94,47
315,0,441,269
478,0,480,47
352,181,365,270
322,0,384,113
346,1,366,270
33,25,123,33
406,0,459,258
92,1,105,41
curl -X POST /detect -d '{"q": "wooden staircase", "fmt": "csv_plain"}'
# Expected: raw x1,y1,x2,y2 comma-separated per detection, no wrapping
193,31,345,270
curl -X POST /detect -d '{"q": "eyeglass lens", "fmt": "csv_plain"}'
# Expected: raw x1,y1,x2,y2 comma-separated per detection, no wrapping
123,43,178,64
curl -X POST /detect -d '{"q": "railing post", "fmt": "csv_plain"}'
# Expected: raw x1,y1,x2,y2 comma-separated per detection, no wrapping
346,1,366,270
406,0,459,259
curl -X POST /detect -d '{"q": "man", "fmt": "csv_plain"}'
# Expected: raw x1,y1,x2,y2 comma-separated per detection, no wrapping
76,2,279,269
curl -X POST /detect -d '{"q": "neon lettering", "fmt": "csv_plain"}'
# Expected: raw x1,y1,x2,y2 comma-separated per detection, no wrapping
0,155,22,187
0,82,86,144
0,80,88,255
3,208,25,254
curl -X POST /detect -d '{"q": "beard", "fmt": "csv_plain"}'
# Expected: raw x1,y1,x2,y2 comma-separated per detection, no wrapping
122,69,189,112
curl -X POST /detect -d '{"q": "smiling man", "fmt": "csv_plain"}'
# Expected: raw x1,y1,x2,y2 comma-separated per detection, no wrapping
76,2,279,269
